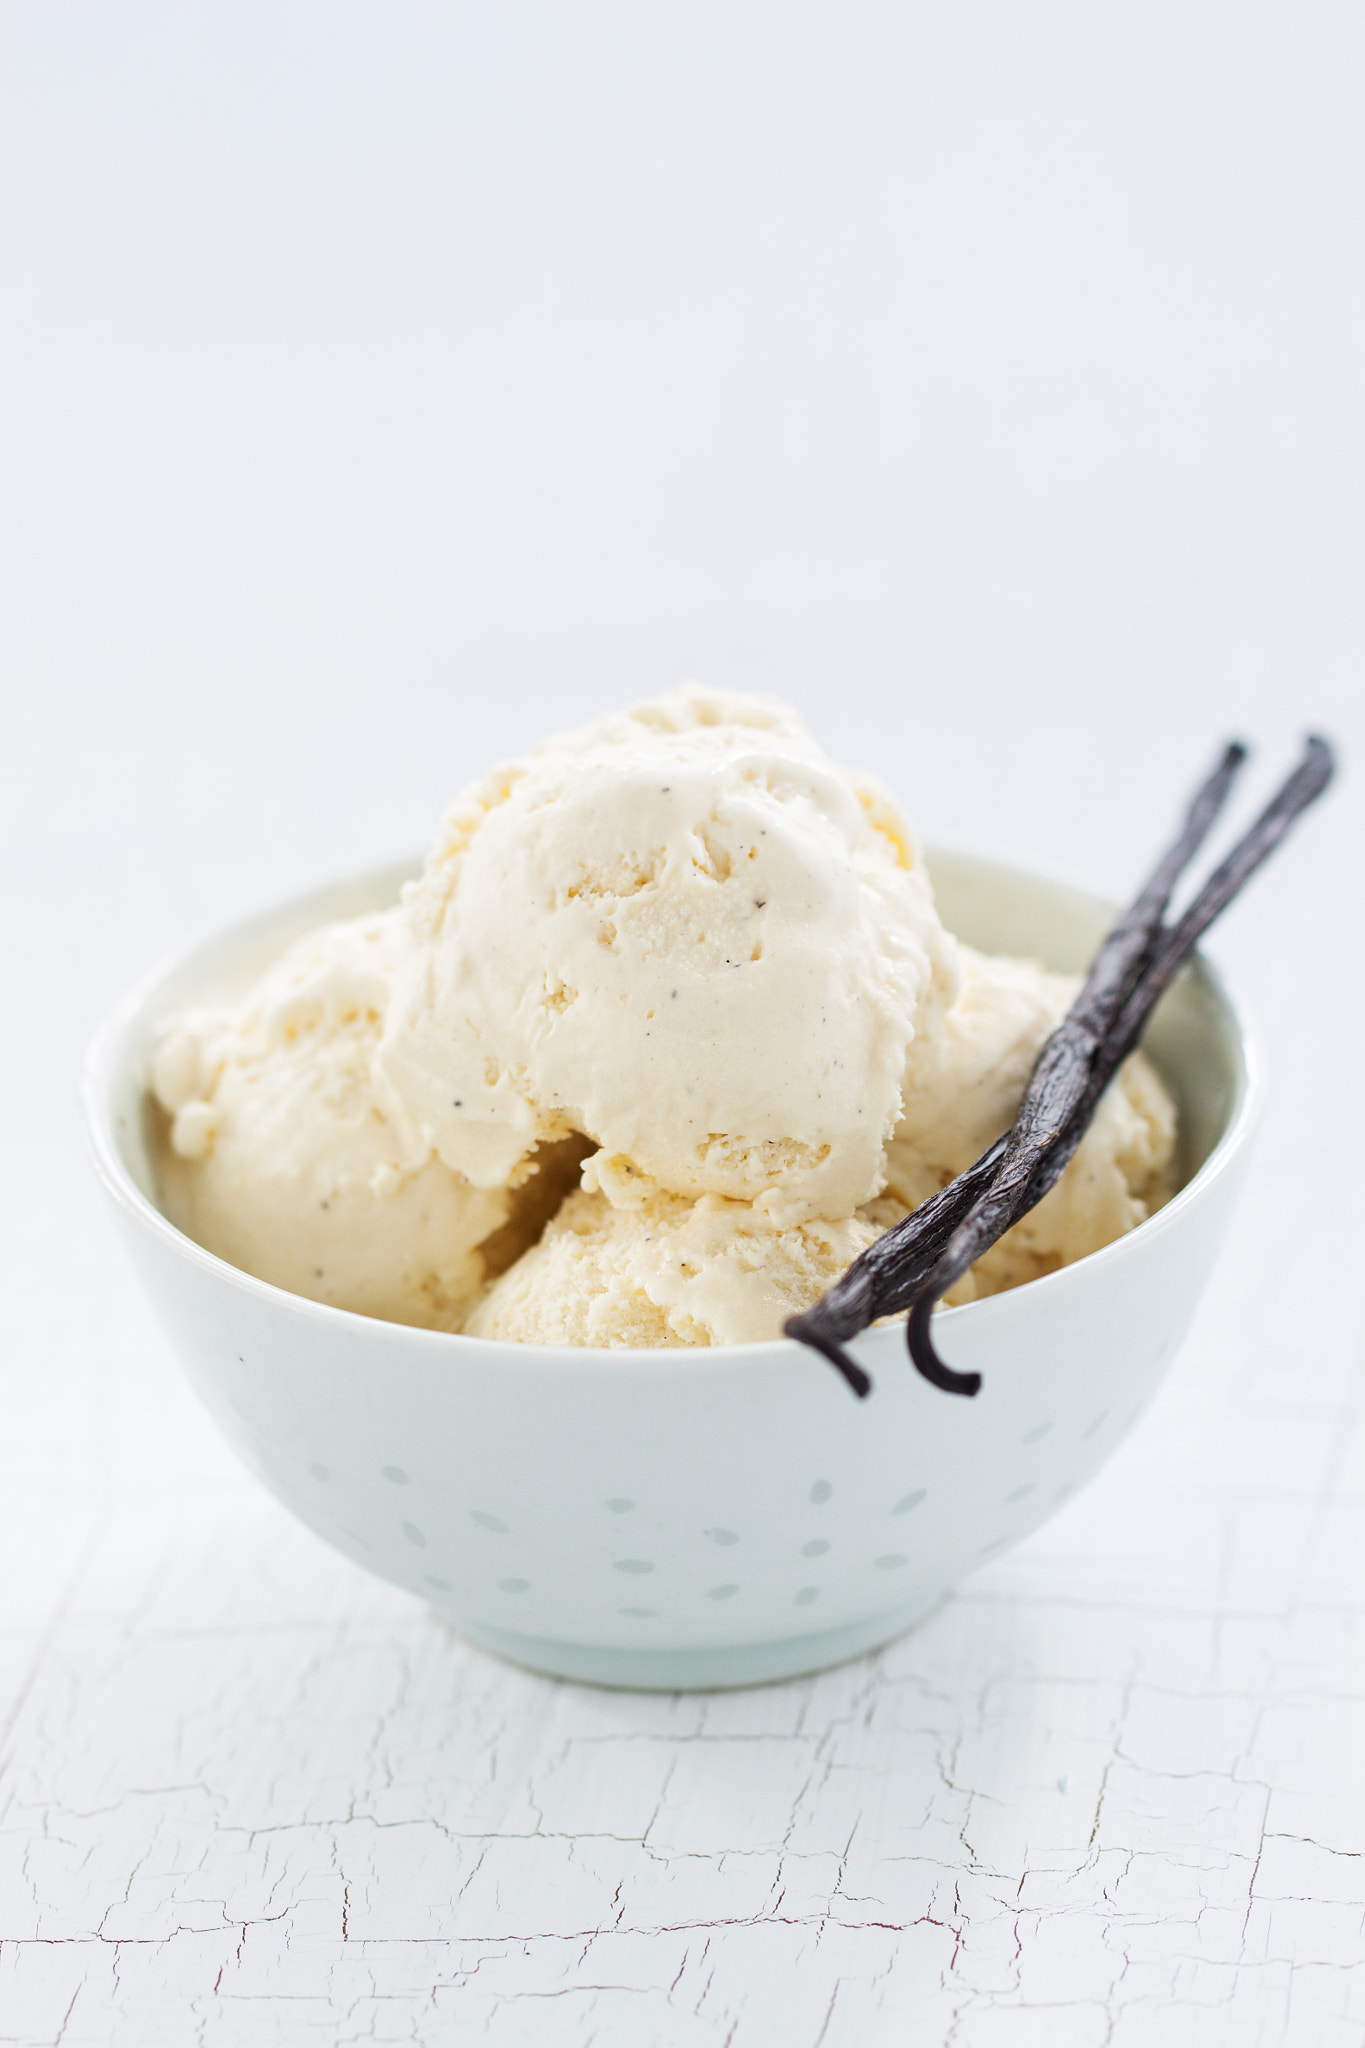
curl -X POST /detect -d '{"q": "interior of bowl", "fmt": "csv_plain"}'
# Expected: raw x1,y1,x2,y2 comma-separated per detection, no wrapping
91,847,1248,1258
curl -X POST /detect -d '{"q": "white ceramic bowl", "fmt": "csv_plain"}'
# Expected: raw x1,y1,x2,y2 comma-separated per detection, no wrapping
83,849,1259,1689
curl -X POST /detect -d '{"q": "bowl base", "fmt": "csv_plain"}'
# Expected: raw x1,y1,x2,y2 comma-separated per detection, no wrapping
439,1594,945,1690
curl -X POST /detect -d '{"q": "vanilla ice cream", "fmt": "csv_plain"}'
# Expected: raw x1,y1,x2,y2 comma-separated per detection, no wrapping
464,1187,891,1348
150,685,1180,1347
465,940,1176,1344
882,944,1176,1302
466,1067,1174,1347
378,686,955,1226
151,911,577,1329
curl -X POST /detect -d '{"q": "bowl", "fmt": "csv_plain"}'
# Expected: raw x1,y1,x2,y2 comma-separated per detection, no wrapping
82,848,1259,1690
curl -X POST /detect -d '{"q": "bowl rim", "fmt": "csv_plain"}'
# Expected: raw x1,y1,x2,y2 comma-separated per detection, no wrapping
81,842,1265,1372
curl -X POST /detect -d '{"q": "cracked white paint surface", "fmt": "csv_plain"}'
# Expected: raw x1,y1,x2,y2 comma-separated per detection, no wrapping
2,4,1362,2040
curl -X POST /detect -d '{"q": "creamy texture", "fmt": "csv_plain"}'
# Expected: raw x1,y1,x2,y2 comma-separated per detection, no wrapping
893,943,1080,1178
464,1187,888,1348
379,686,955,1225
882,945,1177,1303
151,912,567,1331
467,944,1177,1346
150,688,1181,1346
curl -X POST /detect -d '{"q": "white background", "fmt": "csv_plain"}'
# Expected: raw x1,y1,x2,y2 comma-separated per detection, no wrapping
1,4,1362,2043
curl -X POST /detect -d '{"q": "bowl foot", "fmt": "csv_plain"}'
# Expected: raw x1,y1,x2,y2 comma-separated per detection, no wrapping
438,1594,945,1690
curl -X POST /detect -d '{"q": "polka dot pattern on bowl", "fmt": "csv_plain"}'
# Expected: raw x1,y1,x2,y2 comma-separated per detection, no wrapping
284,1402,1122,1641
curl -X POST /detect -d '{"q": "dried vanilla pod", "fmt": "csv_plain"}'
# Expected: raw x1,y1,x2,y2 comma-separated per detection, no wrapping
789,735,1336,1399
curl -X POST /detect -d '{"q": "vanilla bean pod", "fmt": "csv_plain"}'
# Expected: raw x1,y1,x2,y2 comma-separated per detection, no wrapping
905,733,1336,1393
787,734,1333,1400
787,737,1248,1394
784,1139,1008,1395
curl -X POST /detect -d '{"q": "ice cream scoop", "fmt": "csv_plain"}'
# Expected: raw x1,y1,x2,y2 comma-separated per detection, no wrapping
151,910,566,1330
466,957,1176,1347
464,1186,891,1348
378,686,956,1226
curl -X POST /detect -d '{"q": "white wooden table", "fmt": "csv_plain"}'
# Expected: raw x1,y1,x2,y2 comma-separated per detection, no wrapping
2,6,1361,2042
